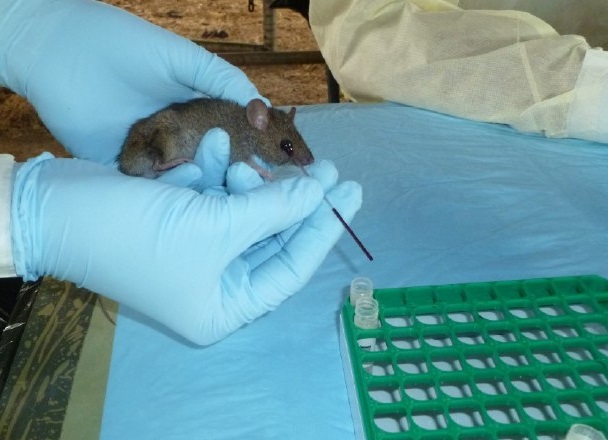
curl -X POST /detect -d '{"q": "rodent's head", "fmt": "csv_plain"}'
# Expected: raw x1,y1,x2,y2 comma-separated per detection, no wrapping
246,99,314,167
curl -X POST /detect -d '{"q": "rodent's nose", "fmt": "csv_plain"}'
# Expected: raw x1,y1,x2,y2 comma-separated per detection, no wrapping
300,152,314,165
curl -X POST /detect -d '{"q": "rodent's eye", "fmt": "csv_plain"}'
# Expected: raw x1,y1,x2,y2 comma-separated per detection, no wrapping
280,139,294,157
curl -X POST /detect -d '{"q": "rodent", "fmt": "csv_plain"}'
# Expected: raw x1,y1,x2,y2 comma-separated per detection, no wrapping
117,98,314,179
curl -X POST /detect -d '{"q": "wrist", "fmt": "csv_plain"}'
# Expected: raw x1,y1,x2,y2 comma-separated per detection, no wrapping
10,153,55,281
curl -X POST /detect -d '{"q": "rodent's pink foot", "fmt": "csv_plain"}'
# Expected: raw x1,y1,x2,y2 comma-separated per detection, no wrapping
153,158,193,172
246,159,274,181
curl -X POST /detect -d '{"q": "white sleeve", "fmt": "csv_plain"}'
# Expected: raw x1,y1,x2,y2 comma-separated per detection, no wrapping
0,154,17,277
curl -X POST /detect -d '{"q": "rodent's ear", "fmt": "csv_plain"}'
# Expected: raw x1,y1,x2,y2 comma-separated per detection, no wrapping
246,99,269,131
288,107,296,121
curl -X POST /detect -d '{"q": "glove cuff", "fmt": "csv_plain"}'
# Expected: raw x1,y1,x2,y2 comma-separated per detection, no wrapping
10,152,54,281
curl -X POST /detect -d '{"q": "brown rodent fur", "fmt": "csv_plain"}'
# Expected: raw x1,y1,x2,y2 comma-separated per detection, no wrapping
117,98,314,179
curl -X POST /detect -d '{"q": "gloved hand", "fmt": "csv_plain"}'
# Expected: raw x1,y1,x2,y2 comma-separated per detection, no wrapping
0,0,265,167
11,154,362,345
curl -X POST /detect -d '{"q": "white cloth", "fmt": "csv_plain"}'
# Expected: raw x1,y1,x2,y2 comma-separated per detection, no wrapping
569,49,608,143
309,0,608,144
0,154,16,277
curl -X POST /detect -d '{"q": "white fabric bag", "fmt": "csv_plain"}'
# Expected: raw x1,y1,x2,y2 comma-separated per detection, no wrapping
310,0,608,143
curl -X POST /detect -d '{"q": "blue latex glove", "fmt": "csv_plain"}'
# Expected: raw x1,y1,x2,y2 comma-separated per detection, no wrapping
0,0,265,169
158,128,233,189
11,155,362,345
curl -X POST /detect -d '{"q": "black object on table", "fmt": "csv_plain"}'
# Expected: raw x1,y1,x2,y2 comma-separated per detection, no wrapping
0,277,41,394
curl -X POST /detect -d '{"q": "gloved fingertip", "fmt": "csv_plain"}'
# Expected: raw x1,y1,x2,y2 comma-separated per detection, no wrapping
227,162,264,194
190,128,231,190
194,128,230,165
282,176,325,214
305,160,339,191
333,180,363,201
156,163,203,186
325,181,363,219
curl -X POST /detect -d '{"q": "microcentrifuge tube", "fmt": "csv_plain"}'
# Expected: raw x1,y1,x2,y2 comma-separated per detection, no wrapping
354,296,379,348
354,296,379,373
565,424,607,440
350,277,374,306
354,296,379,330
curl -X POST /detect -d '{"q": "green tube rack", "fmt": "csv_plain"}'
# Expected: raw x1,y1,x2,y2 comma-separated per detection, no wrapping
339,275,608,440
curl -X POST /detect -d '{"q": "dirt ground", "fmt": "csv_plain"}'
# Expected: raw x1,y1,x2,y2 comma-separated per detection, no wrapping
0,0,330,161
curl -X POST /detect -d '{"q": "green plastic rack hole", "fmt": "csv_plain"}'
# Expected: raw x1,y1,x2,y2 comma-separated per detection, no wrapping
340,275,608,440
